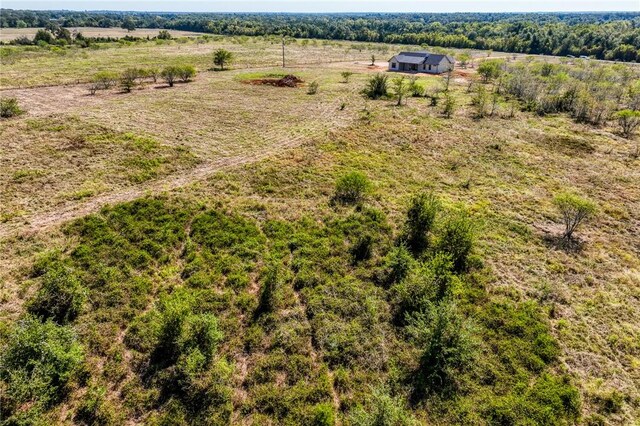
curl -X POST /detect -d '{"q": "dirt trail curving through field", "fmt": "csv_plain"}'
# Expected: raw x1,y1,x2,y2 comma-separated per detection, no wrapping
0,83,357,239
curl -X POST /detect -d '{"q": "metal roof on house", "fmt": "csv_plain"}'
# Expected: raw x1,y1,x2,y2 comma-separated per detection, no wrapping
390,51,455,65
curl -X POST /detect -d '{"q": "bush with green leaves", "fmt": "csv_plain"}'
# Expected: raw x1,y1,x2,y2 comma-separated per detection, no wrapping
307,80,319,95
157,29,172,40
403,192,440,255
392,253,456,322
334,171,370,204
553,192,597,241
406,301,478,396
392,75,410,106
613,109,640,138
27,263,86,324
93,70,118,89
362,73,388,99
0,97,24,118
161,65,181,87
478,59,504,83
341,71,354,83
443,93,456,118
0,317,85,420
435,210,475,272
213,48,234,70
178,64,196,83
348,386,419,426
381,244,414,285
120,67,143,92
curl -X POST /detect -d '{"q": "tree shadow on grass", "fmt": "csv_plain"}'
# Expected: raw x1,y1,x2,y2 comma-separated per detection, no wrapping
542,233,585,254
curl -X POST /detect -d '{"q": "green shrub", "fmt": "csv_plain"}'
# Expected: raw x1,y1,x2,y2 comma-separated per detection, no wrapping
75,384,123,425
213,49,234,70
0,317,85,418
334,172,370,204
348,386,418,426
362,73,388,99
161,65,181,87
177,64,196,82
308,80,319,95
406,301,478,396
93,70,118,90
27,263,86,324
553,192,597,241
0,97,24,118
382,245,414,285
435,210,475,272
403,192,440,255
120,68,142,92
311,402,335,426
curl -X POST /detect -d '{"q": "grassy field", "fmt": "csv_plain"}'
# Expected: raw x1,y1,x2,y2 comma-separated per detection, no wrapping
0,37,638,425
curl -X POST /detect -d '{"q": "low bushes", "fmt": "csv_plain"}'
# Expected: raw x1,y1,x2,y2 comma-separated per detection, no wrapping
0,97,24,118
362,73,388,99
27,263,86,324
333,171,370,204
0,317,85,421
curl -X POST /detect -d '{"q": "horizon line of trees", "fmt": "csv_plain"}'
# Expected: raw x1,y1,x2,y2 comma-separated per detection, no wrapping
1,10,639,62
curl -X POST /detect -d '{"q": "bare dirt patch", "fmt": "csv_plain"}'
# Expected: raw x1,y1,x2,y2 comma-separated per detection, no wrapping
245,74,304,87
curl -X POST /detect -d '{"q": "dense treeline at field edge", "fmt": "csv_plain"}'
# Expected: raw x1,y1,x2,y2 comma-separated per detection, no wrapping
1,10,640,62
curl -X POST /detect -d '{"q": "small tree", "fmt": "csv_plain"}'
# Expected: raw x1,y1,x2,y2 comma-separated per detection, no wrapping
404,192,440,254
472,86,489,118
553,192,597,241
161,65,180,87
341,71,354,83
334,172,370,204
392,76,410,106
157,30,171,40
177,65,196,83
614,109,640,138
457,52,472,69
443,93,456,118
478,59,503,83
436,211,475,272
407,301,478,395
93,71,118,90
120,68,141,93
213,49,234,70
363,73,388,99
370,54,376,66
146,67,160,83
0,98,25,118
121,17,136,32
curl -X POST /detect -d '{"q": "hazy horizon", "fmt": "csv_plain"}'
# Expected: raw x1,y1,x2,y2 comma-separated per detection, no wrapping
2,0,639,13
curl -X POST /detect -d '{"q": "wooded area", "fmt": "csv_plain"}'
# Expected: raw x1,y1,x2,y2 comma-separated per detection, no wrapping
2,10,639,61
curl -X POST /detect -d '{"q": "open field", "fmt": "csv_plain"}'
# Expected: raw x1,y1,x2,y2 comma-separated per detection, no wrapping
1,36,639,424
0,27,207,41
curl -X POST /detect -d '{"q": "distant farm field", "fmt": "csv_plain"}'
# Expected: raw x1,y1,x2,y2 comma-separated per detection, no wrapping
0,26,206,41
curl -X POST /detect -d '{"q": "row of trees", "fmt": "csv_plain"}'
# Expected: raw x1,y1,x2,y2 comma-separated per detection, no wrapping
2,10,639,62
89,64,196,94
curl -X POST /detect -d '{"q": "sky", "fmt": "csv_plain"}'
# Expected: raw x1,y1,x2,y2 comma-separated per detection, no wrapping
2,0,639,13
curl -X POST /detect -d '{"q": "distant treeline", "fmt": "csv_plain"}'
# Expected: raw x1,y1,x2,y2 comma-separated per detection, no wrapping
2,10,640,61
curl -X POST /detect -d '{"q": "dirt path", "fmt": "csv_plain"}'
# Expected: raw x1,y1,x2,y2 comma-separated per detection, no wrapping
0,84,356,239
